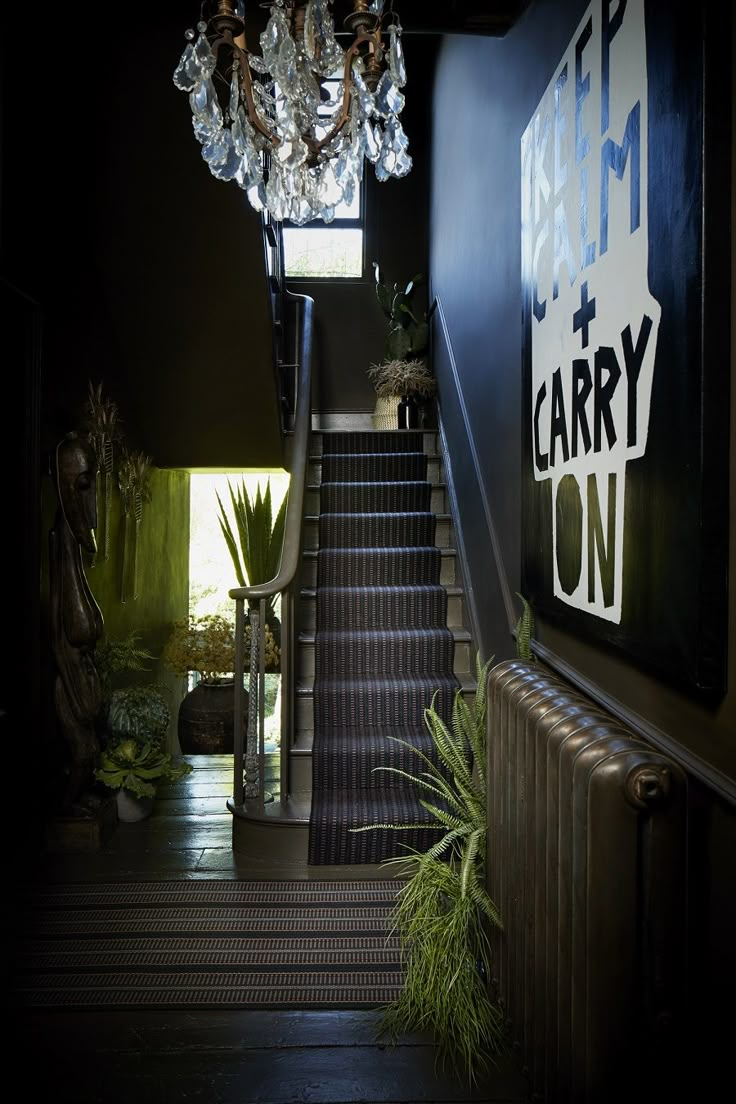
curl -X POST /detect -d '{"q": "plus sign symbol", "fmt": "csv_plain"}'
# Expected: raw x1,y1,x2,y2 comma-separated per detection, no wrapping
573,280,596,349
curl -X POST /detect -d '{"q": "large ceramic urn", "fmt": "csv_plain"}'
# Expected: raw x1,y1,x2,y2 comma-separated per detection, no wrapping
177,680,248,755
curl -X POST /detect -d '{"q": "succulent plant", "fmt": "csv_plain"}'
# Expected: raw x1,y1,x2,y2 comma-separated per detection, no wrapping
95,738,192,799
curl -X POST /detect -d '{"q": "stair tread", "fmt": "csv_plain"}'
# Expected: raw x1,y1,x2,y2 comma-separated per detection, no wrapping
308,482,447,489
306,512,452,521
311,452,441,460
308,793,443,838
303,546,456,557
315,427,429,433
297,674,476,695
301,583,465,597
299,627,472,644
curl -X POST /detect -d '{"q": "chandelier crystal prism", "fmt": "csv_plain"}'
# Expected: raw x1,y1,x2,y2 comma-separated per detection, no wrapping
174,0,411,225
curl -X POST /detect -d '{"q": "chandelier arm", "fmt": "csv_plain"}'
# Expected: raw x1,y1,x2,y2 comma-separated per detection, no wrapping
208,31,280,147
307,30,382,158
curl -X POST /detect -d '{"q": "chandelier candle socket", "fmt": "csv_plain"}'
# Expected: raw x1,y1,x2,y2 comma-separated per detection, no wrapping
174,1,411,224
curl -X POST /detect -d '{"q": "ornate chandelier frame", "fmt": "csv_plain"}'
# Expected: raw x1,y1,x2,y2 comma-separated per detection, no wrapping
174,1,410,224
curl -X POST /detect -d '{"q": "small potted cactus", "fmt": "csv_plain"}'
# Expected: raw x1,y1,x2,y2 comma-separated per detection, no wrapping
370,263,436,428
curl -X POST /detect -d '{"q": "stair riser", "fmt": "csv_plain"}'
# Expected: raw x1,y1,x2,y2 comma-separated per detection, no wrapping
308,458,441,484
305,485,447,515
301,554,456,588
294,688,476,735
298,592,466,631
303,516,451,551
312,432,438,456
289,754,313,793
298,639,472,679
290,744,448,793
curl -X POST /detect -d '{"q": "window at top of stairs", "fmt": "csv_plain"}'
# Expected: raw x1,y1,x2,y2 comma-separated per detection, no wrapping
282,74,364,280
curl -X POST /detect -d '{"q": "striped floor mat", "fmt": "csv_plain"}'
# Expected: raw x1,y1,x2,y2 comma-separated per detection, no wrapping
14,879,403,1010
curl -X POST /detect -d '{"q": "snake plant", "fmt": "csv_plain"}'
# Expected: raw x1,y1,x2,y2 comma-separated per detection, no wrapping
216,478,287,622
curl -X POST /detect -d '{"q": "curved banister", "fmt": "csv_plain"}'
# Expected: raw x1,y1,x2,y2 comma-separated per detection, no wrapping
228,288,313,607
229,285,313,810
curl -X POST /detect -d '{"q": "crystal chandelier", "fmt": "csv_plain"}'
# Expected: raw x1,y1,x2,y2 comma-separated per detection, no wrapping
173,1,410,225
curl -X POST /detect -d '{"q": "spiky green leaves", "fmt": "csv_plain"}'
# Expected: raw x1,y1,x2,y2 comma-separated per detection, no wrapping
216,478,288,619
353,654,507,1082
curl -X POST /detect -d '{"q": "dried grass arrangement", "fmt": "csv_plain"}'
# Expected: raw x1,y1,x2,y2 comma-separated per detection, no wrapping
367,358,437,399
163,614,280,683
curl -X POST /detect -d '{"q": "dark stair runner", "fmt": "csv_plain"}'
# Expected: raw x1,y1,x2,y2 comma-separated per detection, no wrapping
308,431,459,865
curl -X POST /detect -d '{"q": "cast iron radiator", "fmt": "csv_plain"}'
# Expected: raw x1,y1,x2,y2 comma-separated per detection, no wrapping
487,660,687,1103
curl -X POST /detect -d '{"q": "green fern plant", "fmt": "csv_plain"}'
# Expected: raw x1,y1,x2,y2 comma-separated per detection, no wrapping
216,478,287,624
515,592,535,660
95,632,154,684
352,654,507,1083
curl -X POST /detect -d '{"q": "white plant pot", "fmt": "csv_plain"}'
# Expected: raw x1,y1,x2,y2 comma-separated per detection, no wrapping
116,788,154,822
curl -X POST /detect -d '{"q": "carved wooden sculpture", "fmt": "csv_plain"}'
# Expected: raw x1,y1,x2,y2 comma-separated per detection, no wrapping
49,434,104,814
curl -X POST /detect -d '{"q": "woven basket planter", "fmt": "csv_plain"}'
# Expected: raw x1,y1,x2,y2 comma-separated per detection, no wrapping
372,395,400,430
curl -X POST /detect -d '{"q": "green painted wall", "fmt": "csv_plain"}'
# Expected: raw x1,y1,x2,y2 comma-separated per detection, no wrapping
86,466,191,754
40,464,191,762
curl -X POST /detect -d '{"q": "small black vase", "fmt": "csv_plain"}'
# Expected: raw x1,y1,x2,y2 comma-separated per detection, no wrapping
397,394,419,429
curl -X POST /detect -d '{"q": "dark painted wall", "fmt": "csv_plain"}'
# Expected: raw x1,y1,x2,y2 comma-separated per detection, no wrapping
430,0,735,1061
296,36,437,415
1,6,282,470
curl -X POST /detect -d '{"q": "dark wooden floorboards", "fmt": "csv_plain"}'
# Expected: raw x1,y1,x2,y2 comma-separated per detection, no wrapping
15,755,529,1104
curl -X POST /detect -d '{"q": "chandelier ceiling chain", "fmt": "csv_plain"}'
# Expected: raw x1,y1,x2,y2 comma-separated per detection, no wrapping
174,0,410,225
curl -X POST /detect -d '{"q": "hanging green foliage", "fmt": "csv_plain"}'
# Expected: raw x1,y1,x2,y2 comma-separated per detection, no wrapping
118,450,152,602
84,380,121,565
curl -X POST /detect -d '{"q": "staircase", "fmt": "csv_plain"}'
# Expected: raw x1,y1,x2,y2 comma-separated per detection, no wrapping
231,424,476,868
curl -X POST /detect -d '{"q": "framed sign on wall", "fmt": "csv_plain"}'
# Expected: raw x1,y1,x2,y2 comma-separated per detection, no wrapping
520,0,731,692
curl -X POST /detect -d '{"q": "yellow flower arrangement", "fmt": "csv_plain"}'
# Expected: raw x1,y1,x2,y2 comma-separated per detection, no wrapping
163,614,280,683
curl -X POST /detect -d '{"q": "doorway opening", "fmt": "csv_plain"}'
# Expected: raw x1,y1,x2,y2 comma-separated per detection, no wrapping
188,470,290,753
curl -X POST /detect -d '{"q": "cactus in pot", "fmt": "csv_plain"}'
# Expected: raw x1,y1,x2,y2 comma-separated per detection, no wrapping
373,262,430,361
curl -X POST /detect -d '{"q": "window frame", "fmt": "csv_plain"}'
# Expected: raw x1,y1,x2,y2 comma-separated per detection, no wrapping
280,73,367,282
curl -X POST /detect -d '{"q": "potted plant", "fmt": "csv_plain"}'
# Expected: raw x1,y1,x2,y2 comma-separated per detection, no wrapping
95,736,192,822
95,631,170,749
215,478,287,641
162,613,280,755
366,358,437,429
352,655,507,1084
370,263,436,429
107,685,171,744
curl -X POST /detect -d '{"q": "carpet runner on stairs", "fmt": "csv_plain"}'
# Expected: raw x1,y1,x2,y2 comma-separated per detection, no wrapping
308,431,459,865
